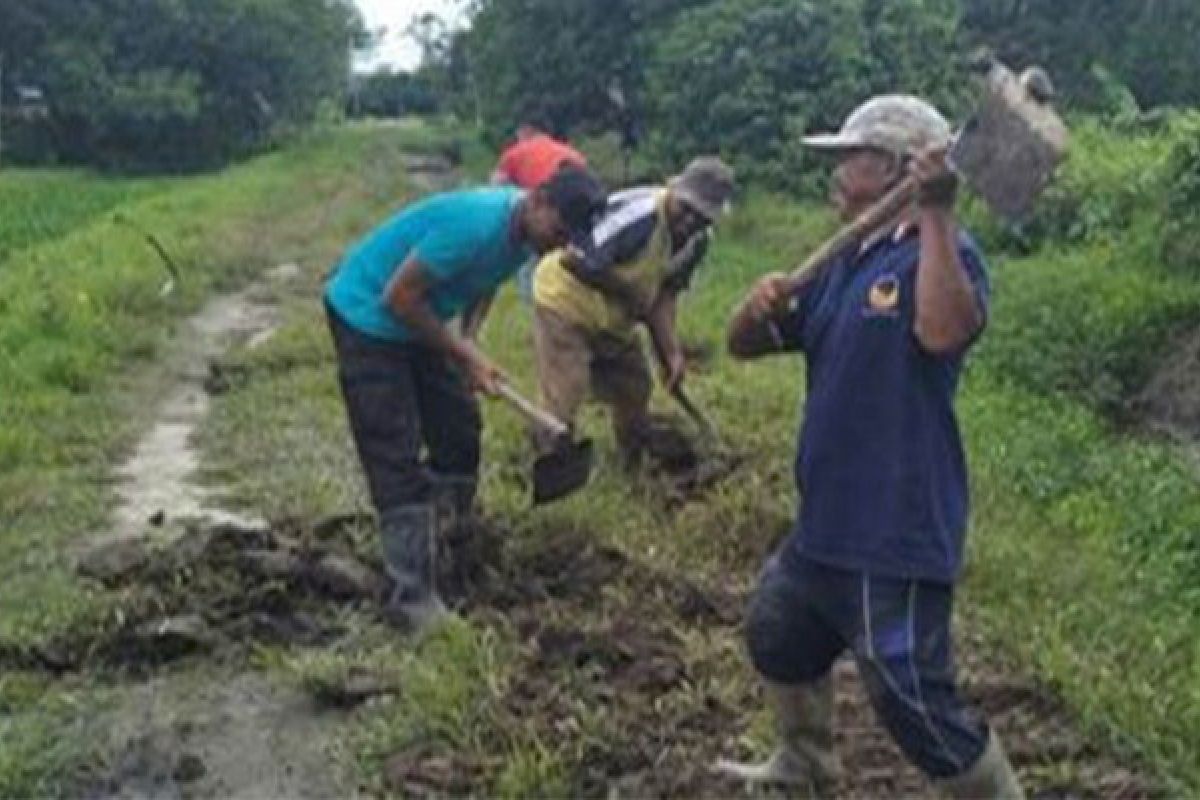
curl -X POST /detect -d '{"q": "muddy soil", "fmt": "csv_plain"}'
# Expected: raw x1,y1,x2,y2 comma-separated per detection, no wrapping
84,671,345,800
628,413,745,502
1131,326,1200,445
395,522,1161,799
72,149,463,799
61,141,1161,799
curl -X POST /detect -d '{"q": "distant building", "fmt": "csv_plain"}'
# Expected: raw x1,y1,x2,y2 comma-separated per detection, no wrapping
3,85,48,121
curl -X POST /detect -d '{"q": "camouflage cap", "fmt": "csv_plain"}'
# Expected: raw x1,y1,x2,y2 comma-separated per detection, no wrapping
669,156,736,221
803,95,951,156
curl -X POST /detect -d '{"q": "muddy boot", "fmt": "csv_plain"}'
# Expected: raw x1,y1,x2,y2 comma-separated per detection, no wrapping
615,415,653,472
431,475,478,533
379,504,448,634
937,732,1025,800
715,678,840,796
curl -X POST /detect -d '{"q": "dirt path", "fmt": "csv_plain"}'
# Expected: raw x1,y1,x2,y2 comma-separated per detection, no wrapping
76,261,363,800
109,263,294,536
73,151,463,799
86,672,343,800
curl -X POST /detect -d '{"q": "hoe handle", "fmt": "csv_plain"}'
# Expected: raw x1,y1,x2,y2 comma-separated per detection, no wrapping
785,175,918,292
497,382,570,438
670,385,719,441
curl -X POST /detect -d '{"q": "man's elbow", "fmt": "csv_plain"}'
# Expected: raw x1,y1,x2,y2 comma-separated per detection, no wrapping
914,308,983,355
386,283,423,322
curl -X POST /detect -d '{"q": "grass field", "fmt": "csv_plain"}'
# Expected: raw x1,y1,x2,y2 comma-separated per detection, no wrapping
0,123,457,795
2,117,1199,796
0,169,171,264
195,141,1200,792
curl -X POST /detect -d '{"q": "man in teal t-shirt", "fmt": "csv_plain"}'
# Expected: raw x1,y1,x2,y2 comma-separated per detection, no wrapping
324,166,606,632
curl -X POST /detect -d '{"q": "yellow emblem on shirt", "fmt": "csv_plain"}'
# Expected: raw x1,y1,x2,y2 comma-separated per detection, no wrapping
868,275,901,313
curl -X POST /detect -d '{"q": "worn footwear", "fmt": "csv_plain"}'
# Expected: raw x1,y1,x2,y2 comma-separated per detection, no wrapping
379,504,449,634
430,474,478,533
937,731,1025,800
714,678,840,795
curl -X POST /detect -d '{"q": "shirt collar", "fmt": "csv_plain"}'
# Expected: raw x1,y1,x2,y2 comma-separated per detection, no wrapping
858,211,920,257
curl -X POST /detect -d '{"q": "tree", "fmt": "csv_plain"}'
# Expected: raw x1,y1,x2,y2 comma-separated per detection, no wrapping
646,0,966,191
0,0,363,170
459,0,712,144
959,0,1200,110
350,69,440,118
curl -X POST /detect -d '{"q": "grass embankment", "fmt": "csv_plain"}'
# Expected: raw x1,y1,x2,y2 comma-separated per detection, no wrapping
6,114,1200,795
0,170,172,263
198,117,1200,795
0,122,454,796
962,116,1200,794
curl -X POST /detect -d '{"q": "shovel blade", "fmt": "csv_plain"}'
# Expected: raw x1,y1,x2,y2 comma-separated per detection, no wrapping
532,438,594,505
950,62,1069,222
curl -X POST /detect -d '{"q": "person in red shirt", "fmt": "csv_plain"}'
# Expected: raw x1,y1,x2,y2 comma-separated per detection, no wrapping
492,125,591,302
491,124,587,189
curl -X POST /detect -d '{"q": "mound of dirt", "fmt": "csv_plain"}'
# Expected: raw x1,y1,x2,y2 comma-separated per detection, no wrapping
1131,326,1200,440
386,521,1159,799
58,518,393,672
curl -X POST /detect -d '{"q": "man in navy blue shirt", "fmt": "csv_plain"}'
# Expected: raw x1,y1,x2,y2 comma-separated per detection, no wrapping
718,96,1023,799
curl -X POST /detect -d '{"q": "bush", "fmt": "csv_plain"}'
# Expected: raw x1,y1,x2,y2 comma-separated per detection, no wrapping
1161,113,1200,276
977,241,1200,415
645,0,967,193
1,0,360,171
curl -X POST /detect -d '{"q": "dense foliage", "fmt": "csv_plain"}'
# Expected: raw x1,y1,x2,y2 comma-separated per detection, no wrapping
349,70,441,118
0,0,361,171
451,0,1200,190
646,0,964,189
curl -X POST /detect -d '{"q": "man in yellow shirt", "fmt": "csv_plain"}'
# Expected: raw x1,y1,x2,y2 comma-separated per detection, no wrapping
531,157,735,461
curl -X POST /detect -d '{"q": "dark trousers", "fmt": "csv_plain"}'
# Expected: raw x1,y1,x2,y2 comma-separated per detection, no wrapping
325,302,480,513
747,549,989,780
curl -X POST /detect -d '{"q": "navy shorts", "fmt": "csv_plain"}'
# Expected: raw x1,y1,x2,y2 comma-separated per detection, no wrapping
746,549,989,779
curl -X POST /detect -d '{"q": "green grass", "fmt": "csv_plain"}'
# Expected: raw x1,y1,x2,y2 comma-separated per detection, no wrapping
6,115,1200,795
0,169,171,264
0,124,438,649
195,166,1200,795
0,122,468,797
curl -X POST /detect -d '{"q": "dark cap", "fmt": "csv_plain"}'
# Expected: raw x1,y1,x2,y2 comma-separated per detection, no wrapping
541,165,607,240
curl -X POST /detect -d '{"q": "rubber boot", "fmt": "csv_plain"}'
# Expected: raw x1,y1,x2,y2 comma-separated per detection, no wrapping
379,504,448,634
714,678,840,796
431,474,478,533
937,731,1025,800
614,413,653,472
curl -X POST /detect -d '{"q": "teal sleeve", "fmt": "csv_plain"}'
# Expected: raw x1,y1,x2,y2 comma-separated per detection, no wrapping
411,226,481,282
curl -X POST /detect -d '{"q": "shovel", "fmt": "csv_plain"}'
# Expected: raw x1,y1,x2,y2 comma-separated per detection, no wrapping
495,382,594,505
782,58,1069,293
670,385,720,444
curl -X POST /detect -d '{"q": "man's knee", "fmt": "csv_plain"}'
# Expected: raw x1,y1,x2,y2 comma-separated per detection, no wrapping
746,561,838,685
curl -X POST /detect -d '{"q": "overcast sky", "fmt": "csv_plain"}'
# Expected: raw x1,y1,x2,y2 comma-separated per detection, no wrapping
353,0,467,72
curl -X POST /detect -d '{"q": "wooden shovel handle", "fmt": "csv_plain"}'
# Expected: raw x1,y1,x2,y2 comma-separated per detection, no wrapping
784,175,919,293
496,382,570,438
670,385,719,441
